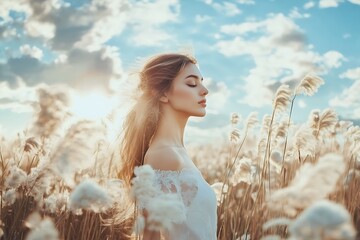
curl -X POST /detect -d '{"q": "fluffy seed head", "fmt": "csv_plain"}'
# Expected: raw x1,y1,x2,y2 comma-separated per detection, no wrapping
230,158,253,185
131,165,158,204
231,113,241,125
289,200,356,239
308,109,320,129
267,153,346,216
3,189,17,206
5,166,27,189
69,179,112,212
318,109,338,134
230,129,240,142
211,182,228,206
294,125,317,157
273,85,292,112
295,74,324,96
25,213,59,240
24,137,39,152
245,112,258,131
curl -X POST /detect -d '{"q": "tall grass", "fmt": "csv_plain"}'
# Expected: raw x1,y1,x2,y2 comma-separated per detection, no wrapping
0,77,359,239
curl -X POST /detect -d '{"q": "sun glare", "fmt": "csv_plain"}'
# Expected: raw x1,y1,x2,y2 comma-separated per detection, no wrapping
70,91,116,120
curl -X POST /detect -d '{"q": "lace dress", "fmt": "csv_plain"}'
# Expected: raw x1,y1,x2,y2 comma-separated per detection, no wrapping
137,167,217,240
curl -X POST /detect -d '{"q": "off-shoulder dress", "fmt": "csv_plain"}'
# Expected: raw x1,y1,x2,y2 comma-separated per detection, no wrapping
139,167,217,240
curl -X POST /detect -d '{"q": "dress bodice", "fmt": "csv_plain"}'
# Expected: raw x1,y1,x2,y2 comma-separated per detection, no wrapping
134,166,217,240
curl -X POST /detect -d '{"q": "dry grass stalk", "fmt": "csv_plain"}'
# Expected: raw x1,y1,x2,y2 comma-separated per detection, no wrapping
1,78,360,240
295,74,324,96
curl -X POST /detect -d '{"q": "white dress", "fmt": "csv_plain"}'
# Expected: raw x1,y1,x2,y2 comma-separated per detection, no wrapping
138,167,217,240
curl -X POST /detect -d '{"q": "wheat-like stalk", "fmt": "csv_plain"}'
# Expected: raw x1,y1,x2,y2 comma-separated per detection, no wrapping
273,85,292,113
295,74,324,96
311,108,338,138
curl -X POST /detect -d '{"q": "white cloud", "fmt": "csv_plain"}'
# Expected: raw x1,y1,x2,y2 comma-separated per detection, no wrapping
304,1,315,9
74,0,130,51
195,15,212,23
0,1,32,23
347,0,360,5
217,2,241,16
319,0,343,8
0,26,17,39
205,1,242,16
329,67,360,118
0,0,127,51
322,51,346,69
0,46,125,93
329,80,360,109
126,0,180,47
130,26,172,47
20,45,43,60
340,67,360,80
0,0,67,41
220,21,262,35
0,80,39,113
289,7,311,19
1,0,178,50
236,0,255,4
0,0,180,113
0,0,182,52
54,54,68,64
25,20,56,39
129,0,180,25
216,14,345,107
204,79,230,114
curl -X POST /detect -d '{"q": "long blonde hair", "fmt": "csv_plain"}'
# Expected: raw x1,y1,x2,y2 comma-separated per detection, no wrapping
118,53,197,186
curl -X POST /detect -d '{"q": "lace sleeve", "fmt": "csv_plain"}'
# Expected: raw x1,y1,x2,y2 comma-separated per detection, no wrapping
131,166,199,232
154,169,199,209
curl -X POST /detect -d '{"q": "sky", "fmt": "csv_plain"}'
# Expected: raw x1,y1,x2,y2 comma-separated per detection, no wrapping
0,0,359,144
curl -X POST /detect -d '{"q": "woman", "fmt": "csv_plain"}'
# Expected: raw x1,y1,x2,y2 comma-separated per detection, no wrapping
118,53,217,240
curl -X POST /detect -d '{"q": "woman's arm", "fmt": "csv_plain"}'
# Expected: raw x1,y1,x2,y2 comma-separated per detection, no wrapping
142,228,161,240
142,209,161,240
140,147,183,240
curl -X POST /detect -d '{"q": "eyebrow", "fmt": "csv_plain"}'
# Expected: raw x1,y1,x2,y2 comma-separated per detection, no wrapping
185,74,204,81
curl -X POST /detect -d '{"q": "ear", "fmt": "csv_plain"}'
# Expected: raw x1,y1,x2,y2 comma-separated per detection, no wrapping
159,94,169,103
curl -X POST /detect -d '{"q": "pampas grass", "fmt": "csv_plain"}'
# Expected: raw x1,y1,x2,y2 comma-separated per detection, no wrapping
295,74,324,96
25,212,59,240
1,77,359,240
288,200,356,240
273,85,292,113
69,179,112,213
267,153,345,216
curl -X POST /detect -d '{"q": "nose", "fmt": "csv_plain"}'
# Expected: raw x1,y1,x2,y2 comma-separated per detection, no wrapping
201,85,209,96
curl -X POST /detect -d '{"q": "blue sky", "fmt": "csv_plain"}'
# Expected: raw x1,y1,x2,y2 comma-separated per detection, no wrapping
0,0,359,144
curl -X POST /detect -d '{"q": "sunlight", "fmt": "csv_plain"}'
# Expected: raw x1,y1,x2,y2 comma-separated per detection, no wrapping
70,91,116,120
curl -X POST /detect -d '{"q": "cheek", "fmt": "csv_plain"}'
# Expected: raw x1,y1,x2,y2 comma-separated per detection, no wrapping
172,87,194,100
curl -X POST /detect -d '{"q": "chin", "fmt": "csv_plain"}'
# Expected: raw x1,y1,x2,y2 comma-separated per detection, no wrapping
193,111,206,117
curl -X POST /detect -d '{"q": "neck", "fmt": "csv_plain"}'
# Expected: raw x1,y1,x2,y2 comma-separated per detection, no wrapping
151,106,189,147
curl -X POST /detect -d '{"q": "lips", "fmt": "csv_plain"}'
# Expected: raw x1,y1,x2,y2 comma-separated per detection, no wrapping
198,99,207,108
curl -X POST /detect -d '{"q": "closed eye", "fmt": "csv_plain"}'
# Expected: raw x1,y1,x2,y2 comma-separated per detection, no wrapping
187,84,197,87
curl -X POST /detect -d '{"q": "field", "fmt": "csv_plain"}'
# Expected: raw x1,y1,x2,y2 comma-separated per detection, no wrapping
0,75,359,240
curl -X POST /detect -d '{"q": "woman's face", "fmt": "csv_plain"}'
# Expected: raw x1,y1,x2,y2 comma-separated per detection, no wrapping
164,63,209,117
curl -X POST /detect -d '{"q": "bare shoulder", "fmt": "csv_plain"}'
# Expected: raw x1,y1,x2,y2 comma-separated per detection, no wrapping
144,146,184,171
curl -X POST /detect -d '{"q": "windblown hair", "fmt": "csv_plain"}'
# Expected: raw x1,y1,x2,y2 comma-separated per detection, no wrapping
118,53,197,186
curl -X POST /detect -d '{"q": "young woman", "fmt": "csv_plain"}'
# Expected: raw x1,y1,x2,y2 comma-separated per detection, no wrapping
118,53,217,240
